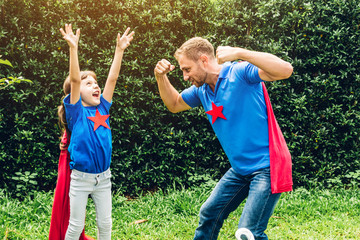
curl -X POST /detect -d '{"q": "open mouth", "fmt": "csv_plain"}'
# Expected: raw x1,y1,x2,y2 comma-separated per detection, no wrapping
92,91,100,98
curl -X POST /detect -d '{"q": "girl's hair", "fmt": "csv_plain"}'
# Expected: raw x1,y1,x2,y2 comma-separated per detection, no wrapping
57,71,97,136
174,37,215,62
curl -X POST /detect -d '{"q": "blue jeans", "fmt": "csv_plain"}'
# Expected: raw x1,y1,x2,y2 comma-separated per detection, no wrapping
65,168,112,240
193,167,280,240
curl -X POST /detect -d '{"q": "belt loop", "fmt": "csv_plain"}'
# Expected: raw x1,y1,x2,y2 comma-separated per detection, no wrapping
95,174,100,186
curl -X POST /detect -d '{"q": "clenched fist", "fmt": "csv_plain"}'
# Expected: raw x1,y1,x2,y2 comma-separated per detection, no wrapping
154,59,175,78
216,46,241,64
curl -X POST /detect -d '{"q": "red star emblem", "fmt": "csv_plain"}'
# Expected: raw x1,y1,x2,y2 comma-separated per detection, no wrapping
206,102,227,124
87,109,110,131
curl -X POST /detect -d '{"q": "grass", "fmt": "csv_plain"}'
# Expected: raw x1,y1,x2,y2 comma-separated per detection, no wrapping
1,185,360,239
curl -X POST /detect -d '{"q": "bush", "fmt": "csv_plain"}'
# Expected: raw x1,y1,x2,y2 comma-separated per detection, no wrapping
0,0,359,197
253,0,360,188
0,0,226,197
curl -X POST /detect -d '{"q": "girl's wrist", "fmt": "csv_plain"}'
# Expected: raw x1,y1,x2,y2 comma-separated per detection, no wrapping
116,46,125,52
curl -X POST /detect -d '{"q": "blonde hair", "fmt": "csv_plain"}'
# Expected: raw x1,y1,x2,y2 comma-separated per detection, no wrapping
57,71,97,136
174,37,215,62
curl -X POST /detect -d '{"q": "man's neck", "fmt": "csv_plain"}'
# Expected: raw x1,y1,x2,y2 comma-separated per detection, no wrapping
207,63,223,92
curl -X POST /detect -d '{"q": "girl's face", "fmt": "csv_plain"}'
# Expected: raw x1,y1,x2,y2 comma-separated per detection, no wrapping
80,75,101,106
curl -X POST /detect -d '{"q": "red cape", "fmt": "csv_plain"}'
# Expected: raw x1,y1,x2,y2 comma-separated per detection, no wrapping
262,82,293,193
49,131,94,240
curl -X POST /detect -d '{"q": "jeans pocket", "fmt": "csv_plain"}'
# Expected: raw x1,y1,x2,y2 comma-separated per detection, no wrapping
70,171,81,180
104,170,112,180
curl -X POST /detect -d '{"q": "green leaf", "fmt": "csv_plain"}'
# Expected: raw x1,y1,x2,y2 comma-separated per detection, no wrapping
0,59,13,68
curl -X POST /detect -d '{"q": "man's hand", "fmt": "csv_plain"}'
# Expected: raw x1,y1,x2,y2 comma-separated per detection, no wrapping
59,24,80,49
117,27,135,51
216,46,241,64
154,59,175,78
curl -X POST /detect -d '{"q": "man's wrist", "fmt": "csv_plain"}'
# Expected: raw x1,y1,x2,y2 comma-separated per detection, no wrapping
234,47,246,60
155,73,167,81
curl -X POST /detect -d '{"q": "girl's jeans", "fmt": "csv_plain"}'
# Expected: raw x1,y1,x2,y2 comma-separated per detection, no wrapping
65,168,112,240
193,167,281,240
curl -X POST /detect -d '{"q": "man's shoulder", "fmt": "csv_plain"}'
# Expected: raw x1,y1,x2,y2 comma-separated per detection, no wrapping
231,61,250,71
182,84,205,94
221,61,249,79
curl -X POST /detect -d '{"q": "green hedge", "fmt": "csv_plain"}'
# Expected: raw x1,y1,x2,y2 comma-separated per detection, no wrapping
252,0,360,188
0,0,359,198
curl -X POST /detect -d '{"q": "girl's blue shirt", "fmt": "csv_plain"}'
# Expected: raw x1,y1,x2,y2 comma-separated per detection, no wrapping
64,94,112,173
181,61,270,176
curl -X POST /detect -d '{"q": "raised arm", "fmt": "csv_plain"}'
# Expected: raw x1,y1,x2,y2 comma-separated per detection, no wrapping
216,46,293,82
154,59,191,113
102,27,135,103
60,24,81,104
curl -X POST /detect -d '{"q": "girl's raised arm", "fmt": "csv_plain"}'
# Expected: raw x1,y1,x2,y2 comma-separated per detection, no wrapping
103,27,134,103
60,24,81,104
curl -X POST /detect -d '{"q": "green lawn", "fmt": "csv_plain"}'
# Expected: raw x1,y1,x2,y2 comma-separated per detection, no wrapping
1,185,360,239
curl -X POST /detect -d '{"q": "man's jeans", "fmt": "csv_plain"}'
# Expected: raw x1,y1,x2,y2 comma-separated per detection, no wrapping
193,167,281,240
65,168,112,240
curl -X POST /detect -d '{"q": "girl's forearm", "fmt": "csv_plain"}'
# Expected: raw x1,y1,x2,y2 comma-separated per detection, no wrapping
69,47,80,83
102,48,125,102
107,48,124,82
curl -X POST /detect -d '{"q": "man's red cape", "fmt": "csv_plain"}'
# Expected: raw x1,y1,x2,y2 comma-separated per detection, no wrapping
49,131,94,240
262,82,293,193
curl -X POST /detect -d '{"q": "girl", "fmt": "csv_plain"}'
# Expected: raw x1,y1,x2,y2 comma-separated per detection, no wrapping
58,23,134,240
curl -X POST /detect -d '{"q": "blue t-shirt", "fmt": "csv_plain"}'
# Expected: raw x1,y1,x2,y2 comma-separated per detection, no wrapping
181,61,270,175
64,94,112,173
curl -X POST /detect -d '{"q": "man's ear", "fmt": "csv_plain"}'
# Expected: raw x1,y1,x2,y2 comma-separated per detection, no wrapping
199,54,209,65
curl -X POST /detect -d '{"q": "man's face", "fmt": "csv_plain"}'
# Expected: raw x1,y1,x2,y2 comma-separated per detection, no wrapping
80,75,101,107
178,54,207,88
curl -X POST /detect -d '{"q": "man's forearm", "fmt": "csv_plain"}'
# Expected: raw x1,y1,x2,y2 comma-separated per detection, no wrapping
156,74,182,113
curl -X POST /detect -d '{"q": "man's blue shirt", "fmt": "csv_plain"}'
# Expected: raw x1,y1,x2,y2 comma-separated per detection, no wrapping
64,94,112,173
181,61,270,175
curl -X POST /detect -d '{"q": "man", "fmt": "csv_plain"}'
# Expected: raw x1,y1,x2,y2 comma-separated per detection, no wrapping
154,37,293,240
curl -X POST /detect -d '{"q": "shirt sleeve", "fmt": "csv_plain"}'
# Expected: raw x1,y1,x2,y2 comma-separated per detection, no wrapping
233,61,263,84
100,94,112,112
180,85,201,108
64,94,82,131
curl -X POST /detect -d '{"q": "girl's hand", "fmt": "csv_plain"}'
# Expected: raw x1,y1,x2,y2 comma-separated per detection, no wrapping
116,27,135,50
60,24,80,49
59,142,68,151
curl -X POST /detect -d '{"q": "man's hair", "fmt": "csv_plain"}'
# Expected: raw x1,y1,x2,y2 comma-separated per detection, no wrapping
174,37,215,62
